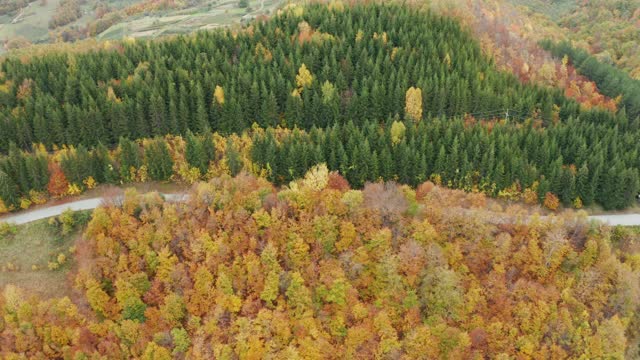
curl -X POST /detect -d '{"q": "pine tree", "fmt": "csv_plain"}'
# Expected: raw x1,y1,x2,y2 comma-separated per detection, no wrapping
559,167,576,206
576,164,593,206
8,143,31,194
202,133,216,168
119,137,141,182
135,101,149,140
25,152,49,192
185,131,207,174
226,140,243,177
145,138,174,181
149,94,167,136
33,114,49,147
92,143,116,184
285,92,304,128
0,169,18,208
194,84,210,133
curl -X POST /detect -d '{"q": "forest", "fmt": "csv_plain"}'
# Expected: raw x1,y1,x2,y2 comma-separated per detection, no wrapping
1,169,639,358
542,39,640,120
538,0,640,79
0,2,639,359
0,3,639,212
0,2,578,150
426,0,620,112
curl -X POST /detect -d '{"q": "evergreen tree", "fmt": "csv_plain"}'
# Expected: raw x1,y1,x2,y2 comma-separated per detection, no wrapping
145,138,174,181
118,137,141,182
185,131,207,175
226,140,243,177
0,169,18,208
576,164,593,206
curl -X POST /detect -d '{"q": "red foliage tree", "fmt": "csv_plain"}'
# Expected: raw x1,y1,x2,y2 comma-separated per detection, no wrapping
47,162,69,197
327,171,350,191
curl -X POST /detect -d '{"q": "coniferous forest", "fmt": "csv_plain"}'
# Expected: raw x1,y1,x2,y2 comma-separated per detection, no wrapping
0,3,638,211
0,2,580,149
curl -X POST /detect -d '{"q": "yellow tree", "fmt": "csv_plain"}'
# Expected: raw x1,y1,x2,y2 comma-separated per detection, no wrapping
405,87,423,122
296,64,314,92
214,85,225,105
390,120,406,146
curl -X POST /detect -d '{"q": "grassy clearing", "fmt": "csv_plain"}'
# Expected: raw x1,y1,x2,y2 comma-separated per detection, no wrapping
0,210,91,298
0,0,138,51
98,0,283,40
0,0,285,50
0,0,61,45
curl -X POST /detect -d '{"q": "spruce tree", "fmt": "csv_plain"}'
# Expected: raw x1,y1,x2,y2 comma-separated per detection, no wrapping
118,137,141,182
0,170,17,208
226,140,242,177
145,139,174,181
185,131,207,174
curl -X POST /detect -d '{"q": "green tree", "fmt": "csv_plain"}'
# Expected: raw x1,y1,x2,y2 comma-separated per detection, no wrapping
0,169,18,208
145,138,174,181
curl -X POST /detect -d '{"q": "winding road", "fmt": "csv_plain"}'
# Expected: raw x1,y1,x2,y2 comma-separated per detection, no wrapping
0,192,639,226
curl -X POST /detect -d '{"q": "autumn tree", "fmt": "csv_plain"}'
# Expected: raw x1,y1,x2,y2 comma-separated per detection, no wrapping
405,87,423,122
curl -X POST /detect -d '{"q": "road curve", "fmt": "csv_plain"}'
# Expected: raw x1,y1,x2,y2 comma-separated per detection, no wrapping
0,192,639,226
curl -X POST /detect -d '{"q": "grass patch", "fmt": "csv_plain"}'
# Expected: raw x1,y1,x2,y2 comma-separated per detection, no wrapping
0,210,91,298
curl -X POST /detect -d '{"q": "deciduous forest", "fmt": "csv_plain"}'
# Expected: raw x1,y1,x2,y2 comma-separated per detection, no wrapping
1,169,639,358
0,3,639,212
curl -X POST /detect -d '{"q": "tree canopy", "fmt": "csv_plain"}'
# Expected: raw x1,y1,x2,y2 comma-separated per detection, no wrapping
1,172,638,358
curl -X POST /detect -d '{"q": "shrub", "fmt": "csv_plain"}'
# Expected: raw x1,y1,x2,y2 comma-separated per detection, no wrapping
0,222,17,237
58,209,76,235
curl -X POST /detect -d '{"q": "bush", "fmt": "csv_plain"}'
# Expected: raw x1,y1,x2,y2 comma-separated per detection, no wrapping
0,222,17,238
58,209,76,235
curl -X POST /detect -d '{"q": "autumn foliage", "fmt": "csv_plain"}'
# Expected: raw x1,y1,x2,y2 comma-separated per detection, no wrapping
1,173,638,358
427,0,618,112
47,162,69,197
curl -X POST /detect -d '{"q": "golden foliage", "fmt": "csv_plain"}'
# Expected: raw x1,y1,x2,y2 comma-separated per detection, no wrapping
0,177,638,357
302,163,329,191
214,85,225,105
254,43,273,62
405,86,423,122
29,190,48,205
19,197,32,210
296,63,314,92
0,199,8,214
83,176,97,190
67,183,82,196
390,120,406,146
543,192,560,211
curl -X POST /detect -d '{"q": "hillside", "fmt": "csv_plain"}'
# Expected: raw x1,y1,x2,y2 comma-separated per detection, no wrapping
0,0,281,52
0,2,638,215
510,0,640,79
0,2,639,358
